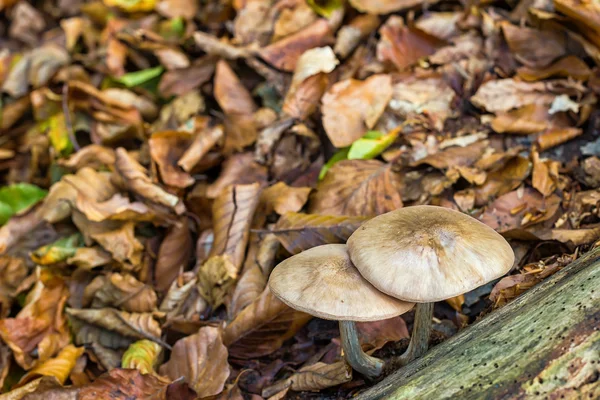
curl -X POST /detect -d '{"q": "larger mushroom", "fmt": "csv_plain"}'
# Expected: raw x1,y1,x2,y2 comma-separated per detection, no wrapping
268,244,414,378
347,205,514,365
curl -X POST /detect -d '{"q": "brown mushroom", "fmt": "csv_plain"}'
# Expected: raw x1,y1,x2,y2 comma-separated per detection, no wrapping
347,205,514,364
268,244,414,378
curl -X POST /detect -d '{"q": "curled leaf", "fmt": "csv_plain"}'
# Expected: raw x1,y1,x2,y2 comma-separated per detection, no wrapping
19,345,84,385
30,233,83,265
122,339,163,375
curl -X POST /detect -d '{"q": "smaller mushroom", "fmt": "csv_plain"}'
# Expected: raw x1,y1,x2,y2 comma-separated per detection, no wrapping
268,244,414,379
347,205,515,365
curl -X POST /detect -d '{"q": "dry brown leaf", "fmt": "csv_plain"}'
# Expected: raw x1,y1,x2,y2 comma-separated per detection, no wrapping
155,217,193,292
480,188,561,234
58,145,116,170
66,307,162,349
91,222,144,267
377,16,445,71
270,212,368,255
349,0,430,14
282,46,338,120
389,76,456,130
310,160,403,216
259,19,332,72
90,273,157,313
474,156,532,206
517,55,592,81
66,247,113,270
0,269,69,370
413,140,488,170
0,256,28,318
263,362,351,397
260,182,311,216
114,148,185,214
214,61,258,152
75,193,154,223
178,125,224,172
0,377,69,400
159,326,230,397
159,273,198,319
206,152,268,199
210,183,262,270
335,14,380,58
490,104,552,134
356,316,409,351
0,208,45,255
158,57,216,98
532,149,560,197
321,74,392,148
78,368,196,400
224,287,312,359
501,22,566,68
471,79,558,113
149,131,195,188
536,127,583,151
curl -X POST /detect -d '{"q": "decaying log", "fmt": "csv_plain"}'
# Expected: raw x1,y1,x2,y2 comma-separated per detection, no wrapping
358,247,600,400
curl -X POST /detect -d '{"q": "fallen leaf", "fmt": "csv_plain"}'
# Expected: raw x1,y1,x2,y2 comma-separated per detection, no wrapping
310,160,403,216
58,145,116,171
66,247,113,270
263,362,351,397
210,183,262,270
536,127,583,151
471,79,560,113
115,148,185,214
91,222,144,267
501,22,566,68
0,256,28,318
224,287,312,359
178,125,224,172
321,74,392,148
532,149,560,197
259,182,311,216
90,273,157,313
30,233,83,265
0,377,68,400
356,316,409,351
259,19,332,72
334,14,380,58
270,212,368,255
197,255,238,309
0,183,47,225
122,339,163,375
517,55,592,81
159,326,229,397
155,217,193,292
206,153,268,198
66,307,162,349
377,16,445,71
349,0,430,14
214,61,258,152
149,131,195,188
19,345,84,385
389,76,456,131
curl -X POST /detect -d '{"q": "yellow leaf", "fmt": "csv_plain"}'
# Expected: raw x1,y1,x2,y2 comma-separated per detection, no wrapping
103,0,155,12
122,339,162,375
19,344,84,385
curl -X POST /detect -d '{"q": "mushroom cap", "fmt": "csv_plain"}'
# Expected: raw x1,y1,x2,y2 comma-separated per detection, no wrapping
268,244,414,322
347,205,515,303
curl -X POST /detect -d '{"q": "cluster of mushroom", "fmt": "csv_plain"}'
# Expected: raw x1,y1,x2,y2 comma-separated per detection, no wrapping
268,205,515,378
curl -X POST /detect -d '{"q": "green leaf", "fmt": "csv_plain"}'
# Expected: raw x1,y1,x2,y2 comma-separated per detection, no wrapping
0,183,48,225
30,233,83,265
306,0,344,18
115,66,164,88
348,130,399,160
319,148,349,180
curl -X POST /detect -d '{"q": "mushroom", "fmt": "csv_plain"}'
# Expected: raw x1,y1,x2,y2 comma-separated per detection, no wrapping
347,205,514,365
268,244,414,378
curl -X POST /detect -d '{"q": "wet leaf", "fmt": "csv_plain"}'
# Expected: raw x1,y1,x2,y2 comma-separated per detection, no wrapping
310,160,403,216
0,183,47,225
122,340,163,375
224,287,312,359
322,74,392,148
159,326,229,397
270,212,368,255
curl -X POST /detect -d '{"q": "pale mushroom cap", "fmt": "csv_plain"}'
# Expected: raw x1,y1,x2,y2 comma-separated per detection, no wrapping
347,205,515,303
268,244,414,322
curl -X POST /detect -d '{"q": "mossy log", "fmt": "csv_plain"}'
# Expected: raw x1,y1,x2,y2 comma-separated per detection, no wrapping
358,247,600,400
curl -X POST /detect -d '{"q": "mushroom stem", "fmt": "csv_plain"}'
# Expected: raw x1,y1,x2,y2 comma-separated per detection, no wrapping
396,302,434,366
339,320,384,379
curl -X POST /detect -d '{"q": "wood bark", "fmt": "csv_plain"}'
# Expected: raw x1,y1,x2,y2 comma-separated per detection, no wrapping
357,247,600,400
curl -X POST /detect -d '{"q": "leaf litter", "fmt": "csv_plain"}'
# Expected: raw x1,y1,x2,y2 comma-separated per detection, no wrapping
1,0,600,397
